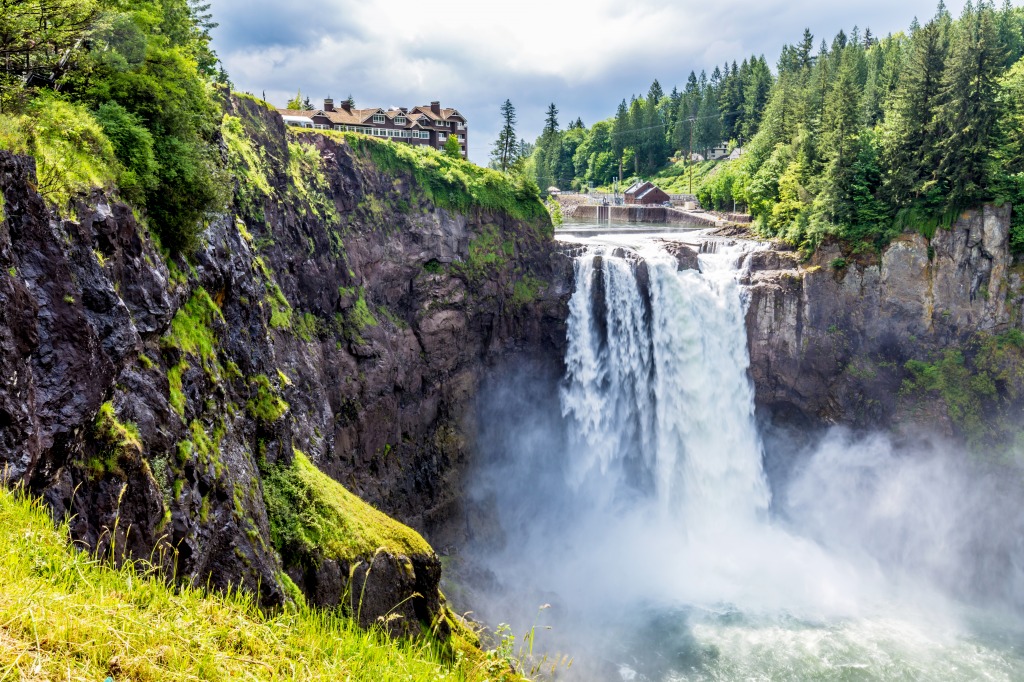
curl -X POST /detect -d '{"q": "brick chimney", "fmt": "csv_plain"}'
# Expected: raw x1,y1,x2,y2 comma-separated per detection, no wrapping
430,101,441,116
324,97,335,112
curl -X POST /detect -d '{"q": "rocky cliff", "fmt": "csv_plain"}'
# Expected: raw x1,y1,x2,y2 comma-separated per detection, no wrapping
743,204,1024,445
0,94,571,632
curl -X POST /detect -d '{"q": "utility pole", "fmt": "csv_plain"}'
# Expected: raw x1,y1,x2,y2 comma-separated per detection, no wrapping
688,116,696,195
617,158,623,205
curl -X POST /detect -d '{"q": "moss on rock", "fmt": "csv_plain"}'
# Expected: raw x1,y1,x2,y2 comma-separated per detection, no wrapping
263,449,432,563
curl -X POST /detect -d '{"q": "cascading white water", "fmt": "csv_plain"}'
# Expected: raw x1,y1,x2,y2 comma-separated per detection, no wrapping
467,227,1024,682
561,242,770,529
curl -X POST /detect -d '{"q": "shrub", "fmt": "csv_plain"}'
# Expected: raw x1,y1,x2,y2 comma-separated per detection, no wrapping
94,101,159,205
0,95,118,208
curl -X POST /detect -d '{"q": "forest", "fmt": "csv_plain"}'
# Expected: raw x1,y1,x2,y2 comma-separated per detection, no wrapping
522,1,1024,252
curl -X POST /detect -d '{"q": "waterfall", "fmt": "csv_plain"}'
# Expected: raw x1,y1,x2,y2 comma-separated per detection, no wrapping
468,231,1024,681
561,241,770,531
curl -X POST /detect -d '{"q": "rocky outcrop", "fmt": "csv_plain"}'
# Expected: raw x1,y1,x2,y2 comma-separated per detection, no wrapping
0,94,572,630
744,204,1022,433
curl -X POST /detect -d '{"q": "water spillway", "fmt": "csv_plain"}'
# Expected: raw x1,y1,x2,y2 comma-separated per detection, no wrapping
465,230,1024,681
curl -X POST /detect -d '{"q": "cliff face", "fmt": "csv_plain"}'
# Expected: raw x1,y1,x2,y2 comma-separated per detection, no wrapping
744,204,1024,438
0,96,571,629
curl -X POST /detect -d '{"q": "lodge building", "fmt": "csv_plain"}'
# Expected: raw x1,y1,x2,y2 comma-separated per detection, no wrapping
278,99,468,157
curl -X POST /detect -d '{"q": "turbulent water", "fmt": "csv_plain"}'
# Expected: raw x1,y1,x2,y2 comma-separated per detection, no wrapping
466,228,1024,681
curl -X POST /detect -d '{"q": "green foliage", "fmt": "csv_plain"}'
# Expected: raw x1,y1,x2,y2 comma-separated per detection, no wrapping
0,96,118,208
262,449,432,562
286,140,338,222
542,4,1024,253
443,133,462,158
2,0,229,253
545,196,564,227
343,133,547,224
511,275,547,306
245,374,289,423
902,330,1024,449
89,401,143,478
0,486,506,680
222,114,273,213
462,225,513,278
94,101,159,205
160,288,224,417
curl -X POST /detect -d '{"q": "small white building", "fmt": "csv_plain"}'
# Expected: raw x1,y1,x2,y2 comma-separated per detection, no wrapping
707,143,730,161
281,115,314,128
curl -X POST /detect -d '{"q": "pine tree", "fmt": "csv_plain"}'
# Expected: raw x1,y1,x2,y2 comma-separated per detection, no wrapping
797,29,815,70
818,47,867,226
612,99,629,159
935,0,1006,209
648,79,664,104
490,99,518,172
544,103,559,134
880,15,949,206
741,56,773,141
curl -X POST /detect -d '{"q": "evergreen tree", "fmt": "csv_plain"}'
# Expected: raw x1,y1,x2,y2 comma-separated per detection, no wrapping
648,79,664,104
880,14,949,206
544,103,559,134
612,98,629,159
490,99,518,172
740,56,773,141
935,0,1006,209
818,46,868,225
797,29,815,70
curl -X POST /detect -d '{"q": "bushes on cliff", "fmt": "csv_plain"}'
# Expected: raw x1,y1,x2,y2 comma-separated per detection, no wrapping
2,0,228,253
0,95,119,207
341,133,547,224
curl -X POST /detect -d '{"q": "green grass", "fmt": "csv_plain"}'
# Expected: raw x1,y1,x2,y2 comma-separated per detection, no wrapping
309,130,548,225
222,114,274,214
263,450,431,562
0,95,119,209
160,288,225,417
88,401,143,479
246,374,289,423
287,140,340,222
648,158,721,195
511,275,547,307
0,485,515,681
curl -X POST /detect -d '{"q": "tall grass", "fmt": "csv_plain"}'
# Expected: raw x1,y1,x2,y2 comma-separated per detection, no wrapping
299,130,548,224
0,485,518,681
0,95,119,209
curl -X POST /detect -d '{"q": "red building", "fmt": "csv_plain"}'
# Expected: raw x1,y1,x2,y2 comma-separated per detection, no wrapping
624,181,670,205
278,99,468,158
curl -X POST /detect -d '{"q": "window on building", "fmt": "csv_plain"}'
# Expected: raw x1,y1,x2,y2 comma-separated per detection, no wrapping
314,123,328,129
420,131,430,139
372,113,385,123
458,134,465,141
457,122,466,129
395,116,407,125
438,133,446,141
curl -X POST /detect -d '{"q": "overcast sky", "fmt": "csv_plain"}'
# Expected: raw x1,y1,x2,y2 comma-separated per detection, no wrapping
209,0,972,165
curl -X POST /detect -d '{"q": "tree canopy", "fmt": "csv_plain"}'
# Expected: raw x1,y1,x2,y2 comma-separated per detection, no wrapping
523,1,1024,253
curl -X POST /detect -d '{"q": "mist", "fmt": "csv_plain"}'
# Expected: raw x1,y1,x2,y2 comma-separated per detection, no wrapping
453,238,1024,681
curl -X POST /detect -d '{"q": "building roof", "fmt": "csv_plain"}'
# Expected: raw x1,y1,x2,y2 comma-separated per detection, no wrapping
277,103,467,128
637,185,668,201
624,181,653,196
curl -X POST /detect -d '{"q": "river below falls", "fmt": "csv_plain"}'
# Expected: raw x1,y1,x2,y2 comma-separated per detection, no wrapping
457,222,1024,681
